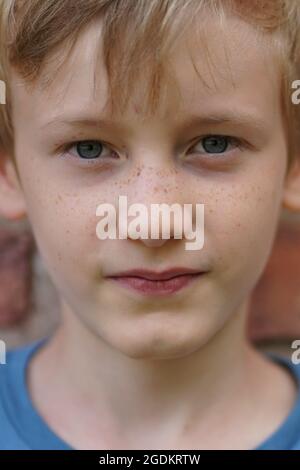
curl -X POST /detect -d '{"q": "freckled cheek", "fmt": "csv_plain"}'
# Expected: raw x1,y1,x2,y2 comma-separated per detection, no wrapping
55,201,98,247
25,190,93,267
209,185,280,282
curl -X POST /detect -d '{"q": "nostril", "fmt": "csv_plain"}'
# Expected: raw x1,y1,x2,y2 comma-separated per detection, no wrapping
131,236,170,248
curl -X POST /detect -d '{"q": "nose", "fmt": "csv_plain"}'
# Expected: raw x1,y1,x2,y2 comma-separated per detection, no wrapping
123,165,192,248
139,236,172,248
126,203,179,248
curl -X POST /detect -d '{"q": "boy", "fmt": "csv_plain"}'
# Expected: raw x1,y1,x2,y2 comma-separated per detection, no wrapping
0,0,300,450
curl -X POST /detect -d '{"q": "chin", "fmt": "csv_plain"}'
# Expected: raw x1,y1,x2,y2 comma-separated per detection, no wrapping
111,329,209,360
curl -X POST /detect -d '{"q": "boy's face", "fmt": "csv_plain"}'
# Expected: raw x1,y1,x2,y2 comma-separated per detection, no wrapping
7,15,291,358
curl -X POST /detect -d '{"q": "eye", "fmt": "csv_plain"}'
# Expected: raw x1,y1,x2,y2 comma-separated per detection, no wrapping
76,141,103,159
63,140,119,164
191,135,241,155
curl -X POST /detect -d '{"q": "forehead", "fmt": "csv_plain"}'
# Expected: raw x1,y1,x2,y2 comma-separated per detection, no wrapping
10,13,281,128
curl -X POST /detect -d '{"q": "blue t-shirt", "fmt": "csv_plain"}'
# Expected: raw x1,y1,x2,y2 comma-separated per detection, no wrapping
0,336,300,450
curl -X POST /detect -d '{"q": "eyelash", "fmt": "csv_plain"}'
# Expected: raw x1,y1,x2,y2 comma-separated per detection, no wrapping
190,135,244,158
60,135,244,167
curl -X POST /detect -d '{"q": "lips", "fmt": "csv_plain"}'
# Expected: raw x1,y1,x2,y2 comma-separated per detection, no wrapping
106,267,205,296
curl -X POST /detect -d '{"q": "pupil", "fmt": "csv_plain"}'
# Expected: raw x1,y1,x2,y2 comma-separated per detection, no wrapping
77,141,102,159
203,136,228,154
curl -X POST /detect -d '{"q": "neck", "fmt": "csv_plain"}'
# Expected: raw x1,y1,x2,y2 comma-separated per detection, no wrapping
39,299,253,426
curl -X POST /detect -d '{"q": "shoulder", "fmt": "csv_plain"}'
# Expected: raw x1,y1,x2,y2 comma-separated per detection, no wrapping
1,338,46,378
0,338,48,450
257,353,300,450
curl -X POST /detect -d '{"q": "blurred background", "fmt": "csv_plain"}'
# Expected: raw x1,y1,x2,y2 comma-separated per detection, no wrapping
0,208,300,358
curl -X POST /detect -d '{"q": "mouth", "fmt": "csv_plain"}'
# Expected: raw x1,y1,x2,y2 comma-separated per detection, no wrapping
105,268,206,296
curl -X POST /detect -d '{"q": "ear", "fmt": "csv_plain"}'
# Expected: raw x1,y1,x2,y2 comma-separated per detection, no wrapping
0,150,27,221
282,157,300,213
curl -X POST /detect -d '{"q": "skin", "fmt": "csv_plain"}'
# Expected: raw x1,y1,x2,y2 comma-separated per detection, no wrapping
1,14,300,449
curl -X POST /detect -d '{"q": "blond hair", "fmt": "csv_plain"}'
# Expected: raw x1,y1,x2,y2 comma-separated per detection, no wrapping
0,0,300,173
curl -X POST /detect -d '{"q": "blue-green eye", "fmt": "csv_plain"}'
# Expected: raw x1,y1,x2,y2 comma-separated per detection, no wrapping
201,136,229,154
76,141,102,159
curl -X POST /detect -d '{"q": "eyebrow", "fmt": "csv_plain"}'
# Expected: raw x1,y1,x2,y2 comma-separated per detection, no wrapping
40,110,268,134
40,116,121,131
177,111,268,134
